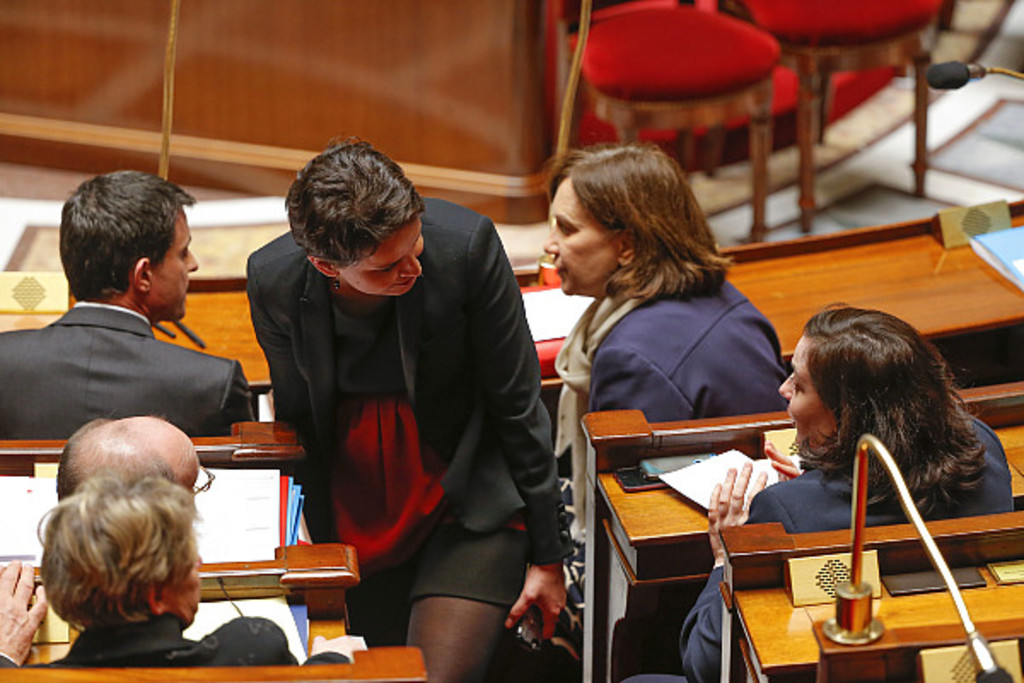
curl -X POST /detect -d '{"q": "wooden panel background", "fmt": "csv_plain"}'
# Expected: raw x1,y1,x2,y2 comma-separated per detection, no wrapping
0,1,550,221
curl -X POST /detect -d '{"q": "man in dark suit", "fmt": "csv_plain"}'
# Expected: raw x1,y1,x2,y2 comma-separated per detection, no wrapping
0,171,253,439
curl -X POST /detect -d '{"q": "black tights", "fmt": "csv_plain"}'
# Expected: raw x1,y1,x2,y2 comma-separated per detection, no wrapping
345,561,511,683
408,595,509,683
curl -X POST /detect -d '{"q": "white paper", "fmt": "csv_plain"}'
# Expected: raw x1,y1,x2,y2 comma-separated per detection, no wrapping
185,597,306,663
0,477,57,564
659,449,779,510
194,468,280,563
522,288,593,342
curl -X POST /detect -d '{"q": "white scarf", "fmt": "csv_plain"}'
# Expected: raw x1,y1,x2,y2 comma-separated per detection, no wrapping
555,295,645,539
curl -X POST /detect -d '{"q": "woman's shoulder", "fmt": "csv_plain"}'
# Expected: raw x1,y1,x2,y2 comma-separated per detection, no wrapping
247,232,307,280
421,198,491,236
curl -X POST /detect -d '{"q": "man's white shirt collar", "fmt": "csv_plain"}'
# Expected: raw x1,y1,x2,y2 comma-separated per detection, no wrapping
73,301,151,326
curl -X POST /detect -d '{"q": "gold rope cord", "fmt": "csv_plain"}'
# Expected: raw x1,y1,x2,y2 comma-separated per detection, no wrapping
555,0,593,156
158,0,182,180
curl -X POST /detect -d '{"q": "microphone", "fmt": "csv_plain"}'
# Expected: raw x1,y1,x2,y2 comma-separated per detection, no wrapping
927,61,1024,89
823,434,1012,682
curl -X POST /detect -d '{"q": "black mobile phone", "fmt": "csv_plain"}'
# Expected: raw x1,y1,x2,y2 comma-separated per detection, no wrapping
614,465,668,492
515,604,543,651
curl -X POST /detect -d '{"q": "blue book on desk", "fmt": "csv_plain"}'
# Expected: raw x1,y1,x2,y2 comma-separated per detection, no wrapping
971,226,1024,293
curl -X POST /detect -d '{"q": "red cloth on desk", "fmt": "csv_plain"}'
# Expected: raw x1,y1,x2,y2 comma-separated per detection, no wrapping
330,394,446,573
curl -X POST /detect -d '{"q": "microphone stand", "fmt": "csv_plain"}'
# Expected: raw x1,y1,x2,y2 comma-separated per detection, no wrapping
823,434,1011,682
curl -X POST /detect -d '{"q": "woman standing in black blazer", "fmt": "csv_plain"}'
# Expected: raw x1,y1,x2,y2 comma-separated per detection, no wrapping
247,141,571,683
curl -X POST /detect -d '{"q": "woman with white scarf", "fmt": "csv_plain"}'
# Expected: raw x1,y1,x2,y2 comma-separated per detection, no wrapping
546,143,788,531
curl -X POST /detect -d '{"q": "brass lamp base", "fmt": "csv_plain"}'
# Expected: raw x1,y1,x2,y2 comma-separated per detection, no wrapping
823,580,885,645
823,616,885,645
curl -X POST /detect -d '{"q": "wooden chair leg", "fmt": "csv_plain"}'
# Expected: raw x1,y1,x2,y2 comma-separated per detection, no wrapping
616,126,640,147
675,129,696,176
749,107,771,242
939,0,956,30
913,52,929,197
702,125,726,177
817,69,834,145
796,67,821,233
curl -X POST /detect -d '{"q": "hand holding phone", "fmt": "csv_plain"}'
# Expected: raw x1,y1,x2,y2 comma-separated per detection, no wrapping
515,604,543,651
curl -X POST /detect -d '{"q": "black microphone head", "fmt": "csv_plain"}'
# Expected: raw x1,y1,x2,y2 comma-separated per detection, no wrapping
975,668,1014,683
928,61,972,89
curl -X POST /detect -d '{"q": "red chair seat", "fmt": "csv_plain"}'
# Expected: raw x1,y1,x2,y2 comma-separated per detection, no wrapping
743,0,944,45
582,8,780,100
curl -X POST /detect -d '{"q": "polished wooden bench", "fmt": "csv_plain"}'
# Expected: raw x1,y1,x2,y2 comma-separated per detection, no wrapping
0,421,304,477
723,512,1024,682
581,380,1024,682
7,647,428,682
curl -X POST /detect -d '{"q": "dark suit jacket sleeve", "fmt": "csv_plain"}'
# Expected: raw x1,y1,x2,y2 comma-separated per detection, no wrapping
216,360,255,428
680,564,725,683
462,217,569,564
246,259,307,429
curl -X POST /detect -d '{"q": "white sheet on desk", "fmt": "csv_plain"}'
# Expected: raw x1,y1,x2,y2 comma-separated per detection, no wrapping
659,449,779,510
0,477,56,564
522,288,593,341
195,468,279,563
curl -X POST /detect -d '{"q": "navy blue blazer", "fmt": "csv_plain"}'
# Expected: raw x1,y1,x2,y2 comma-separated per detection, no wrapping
590,285,788,422
247,198,571,565
680,418,1013,683
0,305,252,438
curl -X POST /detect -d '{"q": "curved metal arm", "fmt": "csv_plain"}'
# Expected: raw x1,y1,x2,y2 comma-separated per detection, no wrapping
839,434,1000,675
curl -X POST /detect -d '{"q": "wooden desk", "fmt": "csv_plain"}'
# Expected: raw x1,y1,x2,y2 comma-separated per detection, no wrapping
582,381,1024,682
723,513,1024,683
7,647,427,682
26,542,363,667
0,420,303,477
727,215,1024,359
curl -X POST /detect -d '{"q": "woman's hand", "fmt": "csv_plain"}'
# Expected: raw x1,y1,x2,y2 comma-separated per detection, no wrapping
765,441,801,481
310,635,368,661
708,463,767,567
504,562,566,640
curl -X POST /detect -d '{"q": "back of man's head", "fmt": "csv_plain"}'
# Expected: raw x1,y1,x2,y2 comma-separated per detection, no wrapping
59,171,195,302
57,416,200,499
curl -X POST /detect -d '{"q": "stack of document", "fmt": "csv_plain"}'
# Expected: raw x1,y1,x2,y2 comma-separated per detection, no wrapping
0,469,303,565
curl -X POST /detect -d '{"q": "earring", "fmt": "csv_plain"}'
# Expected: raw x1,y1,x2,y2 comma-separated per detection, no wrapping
331,279,341,292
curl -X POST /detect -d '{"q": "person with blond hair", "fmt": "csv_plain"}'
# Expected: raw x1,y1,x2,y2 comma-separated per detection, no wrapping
38,475,354,668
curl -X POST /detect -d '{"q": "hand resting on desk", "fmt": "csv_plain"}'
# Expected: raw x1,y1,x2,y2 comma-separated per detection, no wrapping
0,561,47,666
708,464,768,567
310,634,367,661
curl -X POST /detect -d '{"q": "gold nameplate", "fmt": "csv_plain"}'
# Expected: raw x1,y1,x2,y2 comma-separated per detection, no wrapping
0,272,68,313
937,200,1011,249
786,550,881,606
918,638,1022,683
988,560,1024,585
33,604,69,645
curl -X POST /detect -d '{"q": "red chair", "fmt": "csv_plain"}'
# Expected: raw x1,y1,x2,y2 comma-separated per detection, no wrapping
551,0,780,241
738,0,943,232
